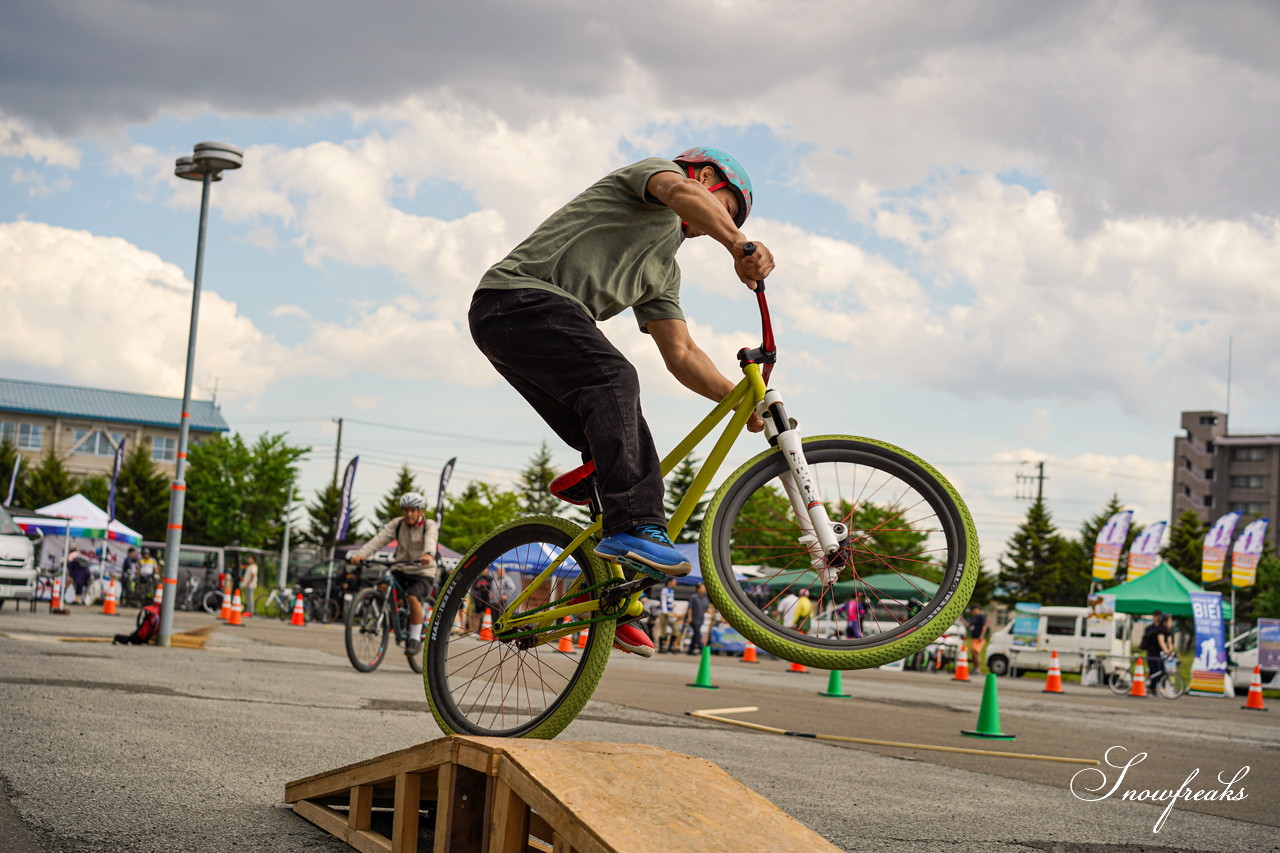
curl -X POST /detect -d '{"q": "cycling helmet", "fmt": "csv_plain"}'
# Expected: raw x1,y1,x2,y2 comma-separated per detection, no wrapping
399,492,427,510
672,146,753,228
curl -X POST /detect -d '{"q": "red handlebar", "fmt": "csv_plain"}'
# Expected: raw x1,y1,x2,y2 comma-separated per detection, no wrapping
742,243,776,382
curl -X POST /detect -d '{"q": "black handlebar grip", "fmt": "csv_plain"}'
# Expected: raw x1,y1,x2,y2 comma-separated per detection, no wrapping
741,242,765,292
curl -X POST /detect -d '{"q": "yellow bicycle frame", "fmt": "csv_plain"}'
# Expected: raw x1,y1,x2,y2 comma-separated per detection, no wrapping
495,364,768,639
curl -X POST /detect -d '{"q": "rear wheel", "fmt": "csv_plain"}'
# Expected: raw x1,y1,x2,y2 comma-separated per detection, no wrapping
702,436,979,669
1108,668,1133,695
425,516,614,739
345,587,390,672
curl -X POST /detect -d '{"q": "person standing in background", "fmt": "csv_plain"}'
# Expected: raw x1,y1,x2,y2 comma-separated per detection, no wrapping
241,556,259,616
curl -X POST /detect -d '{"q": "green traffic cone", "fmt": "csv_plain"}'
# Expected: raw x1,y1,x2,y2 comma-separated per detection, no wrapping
961,673,1015,740
819,669,851,698
686,646,719,689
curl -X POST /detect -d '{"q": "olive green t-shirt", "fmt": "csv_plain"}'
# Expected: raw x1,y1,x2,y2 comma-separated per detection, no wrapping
478,158,686,331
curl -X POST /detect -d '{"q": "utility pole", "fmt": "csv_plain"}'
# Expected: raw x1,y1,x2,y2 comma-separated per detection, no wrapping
331,417,344,488
1016,460,1047,502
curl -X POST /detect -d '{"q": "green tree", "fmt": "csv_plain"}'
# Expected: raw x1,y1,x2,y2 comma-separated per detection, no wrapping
843,499,937,582
114,444,170,542
1058,496,1140,602
0,437,27,507
1250,551,1280,619
80,475,109,508
377,464,422,524
969,561,996,607
995,498,1070,604
727,484,797,567
186,432,308,548
439,481,522,554
22,447,76,509
518,441,560,516
664,456,705,543
1162,509,1207,582
305,482,364,550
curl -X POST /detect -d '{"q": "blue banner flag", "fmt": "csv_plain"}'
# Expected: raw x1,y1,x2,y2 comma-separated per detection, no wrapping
1188,590,1228,696
107,437,127,525
336,456,359,543
4,453,20,507
434,457,455,563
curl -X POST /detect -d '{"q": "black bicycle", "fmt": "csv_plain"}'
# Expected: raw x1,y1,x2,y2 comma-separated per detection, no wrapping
344,561,433,674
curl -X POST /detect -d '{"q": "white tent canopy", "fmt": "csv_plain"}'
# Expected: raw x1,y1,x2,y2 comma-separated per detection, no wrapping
14,493,144,574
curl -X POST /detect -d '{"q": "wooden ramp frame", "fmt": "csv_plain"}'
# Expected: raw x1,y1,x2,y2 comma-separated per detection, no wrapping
285,735,840,853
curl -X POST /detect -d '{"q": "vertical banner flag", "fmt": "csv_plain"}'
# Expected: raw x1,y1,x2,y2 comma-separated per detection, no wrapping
434,457,456,561
1125,520,1167,581
1188,590,1228,696
1091,509,1133,581
1257,618,1280,672
3,453,19,507
107,437,127,526
1231,518,1269,588
336,456,359,543
1201,511,1241,583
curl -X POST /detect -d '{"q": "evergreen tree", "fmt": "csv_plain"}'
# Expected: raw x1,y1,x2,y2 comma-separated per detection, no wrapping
1162,509,1207,582
995,498,1070,604
439,481,522,554
0,437,26,507
305,482,364,549
1250,551,1280,619
22,447,76,508
80,475,109,508
518,441,560,516
1058,495,1141,601
664,456,705,543
377,464,422,524
114,444,170,542
969,561,996,607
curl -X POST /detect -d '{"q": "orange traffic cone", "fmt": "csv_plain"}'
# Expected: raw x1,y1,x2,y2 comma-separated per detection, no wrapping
787,659,809,673
1242,665,1268,711
1129,657,1147,697
557,619,576,654
290,592,306,626
952,643,972,682
153,583,164,606
101,581,118,616
577,627,588,649
1043,650,1064,693
479,608,495,641
50,578,63,612
219,580,232,620
227,589,243,626
741,641,759,663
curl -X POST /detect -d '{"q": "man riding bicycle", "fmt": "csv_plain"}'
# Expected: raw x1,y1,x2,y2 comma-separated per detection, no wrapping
349,492,439,656
469,147,775,657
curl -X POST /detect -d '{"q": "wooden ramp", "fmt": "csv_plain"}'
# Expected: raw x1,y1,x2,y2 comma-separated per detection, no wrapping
285,735,840,853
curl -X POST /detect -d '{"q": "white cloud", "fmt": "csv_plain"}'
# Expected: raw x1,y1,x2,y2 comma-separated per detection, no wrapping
0,114,80,168
0,221,288,399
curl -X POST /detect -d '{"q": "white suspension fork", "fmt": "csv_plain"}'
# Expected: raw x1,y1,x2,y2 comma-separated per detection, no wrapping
757,390,847,585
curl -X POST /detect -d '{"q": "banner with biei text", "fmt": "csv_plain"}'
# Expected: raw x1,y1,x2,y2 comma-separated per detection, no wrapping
1091,509,1132,581
1231,518,1268,588
1125,520,1166,581
1201,511,1241,583
1188,590,1228,696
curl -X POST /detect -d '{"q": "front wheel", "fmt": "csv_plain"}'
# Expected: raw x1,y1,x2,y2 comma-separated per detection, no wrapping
345,587,390,672
425,516,614,739
701,435,980,670
1108,669,1133,695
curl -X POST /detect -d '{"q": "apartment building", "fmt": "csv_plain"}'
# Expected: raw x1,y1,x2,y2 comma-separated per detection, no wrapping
0,377,230,480
1172,410,1279,552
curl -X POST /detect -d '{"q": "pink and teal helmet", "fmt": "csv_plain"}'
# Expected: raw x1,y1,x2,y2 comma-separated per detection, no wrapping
673,146,753,228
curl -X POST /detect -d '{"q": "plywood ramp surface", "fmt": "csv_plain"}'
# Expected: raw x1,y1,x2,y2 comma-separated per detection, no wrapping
286,735,839,853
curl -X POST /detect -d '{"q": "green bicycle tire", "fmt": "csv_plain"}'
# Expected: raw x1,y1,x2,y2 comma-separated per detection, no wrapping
425,515,615,739
700,435,980,670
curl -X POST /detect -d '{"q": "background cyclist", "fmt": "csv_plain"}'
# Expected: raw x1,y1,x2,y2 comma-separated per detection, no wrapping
349,492,439,657
469,147,774,656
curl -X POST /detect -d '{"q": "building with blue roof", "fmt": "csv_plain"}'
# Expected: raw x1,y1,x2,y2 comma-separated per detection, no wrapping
0,377,230,479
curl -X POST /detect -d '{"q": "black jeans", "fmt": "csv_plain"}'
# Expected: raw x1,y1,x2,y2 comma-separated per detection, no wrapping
469,288,666,537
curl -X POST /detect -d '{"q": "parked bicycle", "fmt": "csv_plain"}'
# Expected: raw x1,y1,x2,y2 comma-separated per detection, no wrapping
261,586,304,621
1107,653,1187,698
425,256,980,738
178,568,223,614
345,560,433,674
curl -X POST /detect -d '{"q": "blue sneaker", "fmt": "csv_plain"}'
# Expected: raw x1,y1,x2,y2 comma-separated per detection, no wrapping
594,525,692,577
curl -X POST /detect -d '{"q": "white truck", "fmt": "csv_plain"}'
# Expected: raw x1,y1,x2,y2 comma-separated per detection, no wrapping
985,605,1133,677
0,505,38,608
1226,627,1280,691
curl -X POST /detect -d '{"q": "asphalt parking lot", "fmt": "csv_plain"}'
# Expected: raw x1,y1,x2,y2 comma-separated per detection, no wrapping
1,603,1276,852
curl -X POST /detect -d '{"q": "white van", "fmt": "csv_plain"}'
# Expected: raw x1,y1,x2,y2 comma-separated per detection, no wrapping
0,505,38,607
985,605,1133,677
1226,627,1280,691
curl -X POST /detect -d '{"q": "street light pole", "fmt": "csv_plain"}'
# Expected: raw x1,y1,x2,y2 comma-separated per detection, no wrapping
158,141,243,647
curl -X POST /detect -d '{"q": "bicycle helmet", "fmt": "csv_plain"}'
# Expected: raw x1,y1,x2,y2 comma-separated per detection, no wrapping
399,492,427,510
672,146,753,228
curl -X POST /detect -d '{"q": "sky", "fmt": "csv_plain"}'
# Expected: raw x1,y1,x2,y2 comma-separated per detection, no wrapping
2,0,1278,568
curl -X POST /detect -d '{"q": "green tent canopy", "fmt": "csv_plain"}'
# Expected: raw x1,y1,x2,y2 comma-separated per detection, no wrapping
754,569,939,601
1103,562,1233,619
